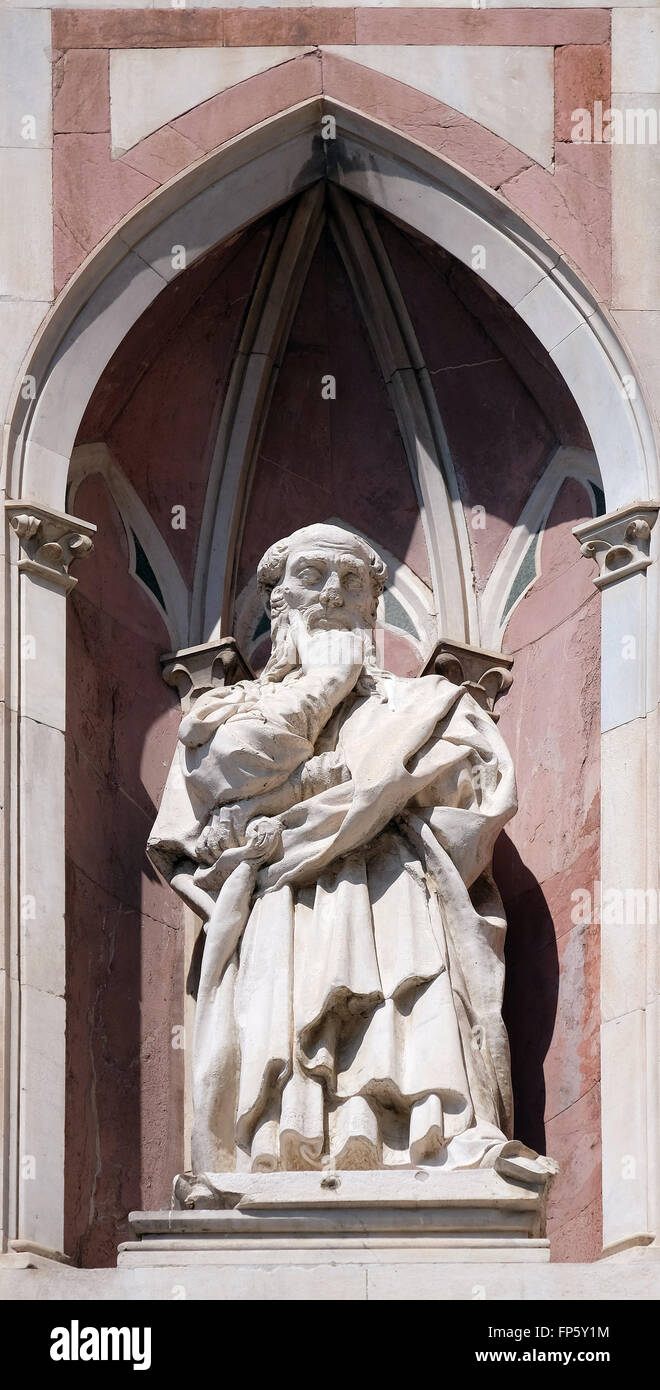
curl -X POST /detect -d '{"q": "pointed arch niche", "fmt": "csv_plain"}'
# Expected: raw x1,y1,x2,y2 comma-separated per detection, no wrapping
3,101,658,1275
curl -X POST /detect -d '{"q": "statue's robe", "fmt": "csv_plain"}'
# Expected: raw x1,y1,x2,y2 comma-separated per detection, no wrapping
148,666,518,1173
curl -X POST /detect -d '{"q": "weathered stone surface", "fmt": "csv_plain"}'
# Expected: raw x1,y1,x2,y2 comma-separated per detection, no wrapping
321,50,535,188
53,49,110,135
327,44,555,167
555,43,611,143
497,478,602,1261
150,523,528,1183
355,9,611,46
501,142,611,300
172,51,322,151
226,9,356,46
52,9,225,50
2,1250,659,1302
53,134,157,291
119,124,203,183
65,474,184,1267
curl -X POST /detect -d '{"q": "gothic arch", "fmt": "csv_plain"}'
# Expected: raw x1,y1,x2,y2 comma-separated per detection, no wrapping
3,96,658,1263
5,98,657,518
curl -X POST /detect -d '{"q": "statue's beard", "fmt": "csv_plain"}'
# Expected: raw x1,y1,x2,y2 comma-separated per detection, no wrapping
260,606,387,697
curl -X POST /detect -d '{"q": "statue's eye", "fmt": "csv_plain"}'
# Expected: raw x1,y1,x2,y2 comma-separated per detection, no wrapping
297,567,322,584
343,573,361,591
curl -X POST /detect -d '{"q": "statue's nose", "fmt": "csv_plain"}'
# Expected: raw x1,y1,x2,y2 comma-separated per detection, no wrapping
320,577,343,606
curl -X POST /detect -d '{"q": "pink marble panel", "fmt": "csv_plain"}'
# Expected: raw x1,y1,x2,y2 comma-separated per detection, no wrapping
496,477,601,1262
120,125,205,184
225,8,356,46
172,51,322,153
54,134,157,292
546,1083,602,1263
555,43,611,144
439,250,594,453
502,142,611,301
355,9,610,46
53,48,109,135
52,9,224,49
65,474,185,1267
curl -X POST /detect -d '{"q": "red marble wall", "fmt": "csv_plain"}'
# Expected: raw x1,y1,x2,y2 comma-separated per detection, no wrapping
65,474,184,1268
238,228,430,593
78,219,273,586
496,478,601,1262
377,215,592,588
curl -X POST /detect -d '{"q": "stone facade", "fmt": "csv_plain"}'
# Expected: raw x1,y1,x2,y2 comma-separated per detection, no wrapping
1,2,659,1299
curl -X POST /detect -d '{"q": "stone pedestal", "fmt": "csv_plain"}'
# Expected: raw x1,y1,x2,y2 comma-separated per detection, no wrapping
119,1170,552,1268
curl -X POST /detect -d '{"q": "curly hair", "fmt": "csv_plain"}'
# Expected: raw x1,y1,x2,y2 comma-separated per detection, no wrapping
257,523,388,620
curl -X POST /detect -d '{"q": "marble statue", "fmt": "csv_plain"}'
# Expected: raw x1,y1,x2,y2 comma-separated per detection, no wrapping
149,524,545,1181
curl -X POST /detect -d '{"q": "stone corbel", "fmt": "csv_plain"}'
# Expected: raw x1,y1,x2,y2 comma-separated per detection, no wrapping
161,638,253,712
5,499,96,593
421,638,513,720
573,501,660,589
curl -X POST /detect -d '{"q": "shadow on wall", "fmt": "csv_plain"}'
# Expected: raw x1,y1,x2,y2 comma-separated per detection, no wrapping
496,831,559,1157
64,474,185,1269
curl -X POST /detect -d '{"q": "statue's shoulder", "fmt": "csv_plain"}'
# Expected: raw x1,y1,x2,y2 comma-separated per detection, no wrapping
377,670,465,713
399,670,463,697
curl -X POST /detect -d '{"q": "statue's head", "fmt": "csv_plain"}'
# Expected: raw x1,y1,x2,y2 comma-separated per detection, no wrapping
256,524,388,680
258,524,387,629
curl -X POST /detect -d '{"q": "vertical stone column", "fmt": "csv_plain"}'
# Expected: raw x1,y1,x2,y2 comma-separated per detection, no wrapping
3,501,95,1259
0,11,52,424
610,12,660,1259
0,7,55,1260
574,502,659,1255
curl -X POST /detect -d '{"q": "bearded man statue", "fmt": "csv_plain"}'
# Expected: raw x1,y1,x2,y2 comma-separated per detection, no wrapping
148,523,540,1183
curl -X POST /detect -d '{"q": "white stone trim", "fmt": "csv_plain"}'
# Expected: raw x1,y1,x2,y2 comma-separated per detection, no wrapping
68,442,189,650
574,501,659,591
479,445,599,648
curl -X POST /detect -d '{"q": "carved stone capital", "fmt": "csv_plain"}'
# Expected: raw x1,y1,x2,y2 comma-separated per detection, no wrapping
573,502,660,589
421,638,513,720
5,499,96,593
161,638,253,711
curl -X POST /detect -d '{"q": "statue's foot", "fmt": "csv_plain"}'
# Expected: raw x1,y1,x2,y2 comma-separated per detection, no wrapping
172,1172,242,1210
494,1145,559,1187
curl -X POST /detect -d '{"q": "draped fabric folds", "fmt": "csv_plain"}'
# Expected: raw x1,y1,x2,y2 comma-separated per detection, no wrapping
148,668,518,1173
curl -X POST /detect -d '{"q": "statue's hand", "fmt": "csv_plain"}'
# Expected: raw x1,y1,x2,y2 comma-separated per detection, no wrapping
244,816,282,863
196,805,245,864
193,815,283,894
198,807,283,866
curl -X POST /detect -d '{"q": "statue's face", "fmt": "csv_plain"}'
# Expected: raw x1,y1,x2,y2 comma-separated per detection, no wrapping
279,540,376,632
